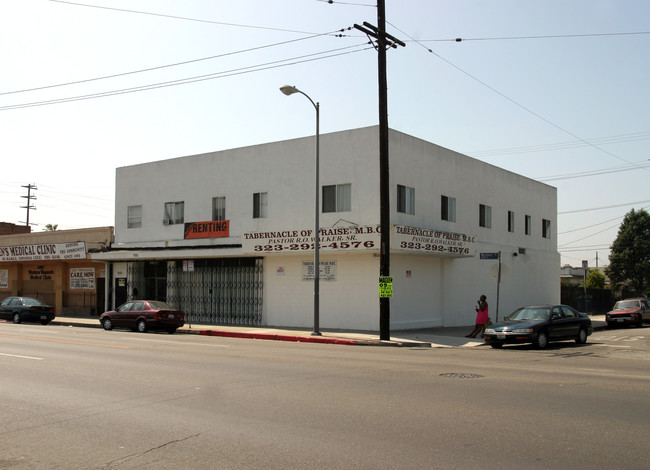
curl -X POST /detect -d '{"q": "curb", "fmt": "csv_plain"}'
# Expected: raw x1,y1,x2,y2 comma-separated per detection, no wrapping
197,329,431,347
50,319,431,347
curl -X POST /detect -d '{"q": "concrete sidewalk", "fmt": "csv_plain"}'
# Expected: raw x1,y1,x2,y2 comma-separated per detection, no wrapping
51,314,607,348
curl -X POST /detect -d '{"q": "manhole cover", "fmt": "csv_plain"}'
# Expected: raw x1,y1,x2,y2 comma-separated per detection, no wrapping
439,372,483,379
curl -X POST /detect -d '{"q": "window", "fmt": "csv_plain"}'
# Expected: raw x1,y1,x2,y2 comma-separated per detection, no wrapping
397,185,415,214
525,215,532,236
542,218,551,239
508,211,515,233
441,195,456,222
322,184,351,213
253,192,268,218
479,204,492,228
212,197,226,221
127,205,142,229
163,201,184,225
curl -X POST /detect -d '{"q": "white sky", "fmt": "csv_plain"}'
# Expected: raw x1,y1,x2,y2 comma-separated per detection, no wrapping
1,0,648,268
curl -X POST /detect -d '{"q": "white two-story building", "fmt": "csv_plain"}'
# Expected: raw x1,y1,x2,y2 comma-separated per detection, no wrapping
93,126,559,331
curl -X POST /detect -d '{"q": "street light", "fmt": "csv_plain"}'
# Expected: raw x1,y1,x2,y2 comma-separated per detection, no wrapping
280,85,321,336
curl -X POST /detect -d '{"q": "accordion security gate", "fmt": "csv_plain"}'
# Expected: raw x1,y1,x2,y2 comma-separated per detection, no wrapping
127,259,263,326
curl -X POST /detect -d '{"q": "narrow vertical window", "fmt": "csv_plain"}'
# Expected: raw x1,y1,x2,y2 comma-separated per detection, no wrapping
479,204,492,228
397,185,415,214
163,201,184,225
508,211,515,233
212,197,226,221
525,215,532,236
542,218,551,239
441,195,456,222
253,192,268,219
127,205,142,229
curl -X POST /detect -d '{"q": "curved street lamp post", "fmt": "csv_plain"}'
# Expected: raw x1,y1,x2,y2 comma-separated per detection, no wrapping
280,85,321,336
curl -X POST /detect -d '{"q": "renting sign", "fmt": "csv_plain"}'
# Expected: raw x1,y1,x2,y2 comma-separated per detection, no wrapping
184,220,230,239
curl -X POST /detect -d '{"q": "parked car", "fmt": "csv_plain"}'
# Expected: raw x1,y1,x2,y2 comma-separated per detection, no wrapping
100,300,184,334
605,298,650,328
483,304,592,349
0,296,56,325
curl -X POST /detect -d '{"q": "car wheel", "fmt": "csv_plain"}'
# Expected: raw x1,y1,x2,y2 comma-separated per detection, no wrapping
102,318,113,330
575,328,588,344
535,330,549,349
607,322,616,329
167,328,177,334
40,319,51,325
13,313,21,324
137,319,147,333
489,342,503,349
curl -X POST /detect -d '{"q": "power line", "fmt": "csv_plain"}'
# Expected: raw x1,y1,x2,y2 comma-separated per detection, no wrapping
0,32,339,97
558,199,650,215
387,20,650,174
49,0,328,35
419,31,650,43
0,44,371,111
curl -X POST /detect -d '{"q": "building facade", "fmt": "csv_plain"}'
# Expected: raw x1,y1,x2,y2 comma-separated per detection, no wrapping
0,226,114,315
93,127,559,330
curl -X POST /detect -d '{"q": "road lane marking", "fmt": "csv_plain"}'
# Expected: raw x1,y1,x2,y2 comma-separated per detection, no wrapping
0,352,43,360
0,333,131,349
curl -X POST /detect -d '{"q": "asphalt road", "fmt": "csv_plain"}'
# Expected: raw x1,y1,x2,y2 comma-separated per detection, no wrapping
1,323,649,469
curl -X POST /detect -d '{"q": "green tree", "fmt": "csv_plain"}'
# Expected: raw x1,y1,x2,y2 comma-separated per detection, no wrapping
586,269,605,289
606,208,650,294
43,224,58,231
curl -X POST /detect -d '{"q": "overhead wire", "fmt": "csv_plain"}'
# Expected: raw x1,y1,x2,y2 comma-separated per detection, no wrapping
387,20,650,174
0,43,372,111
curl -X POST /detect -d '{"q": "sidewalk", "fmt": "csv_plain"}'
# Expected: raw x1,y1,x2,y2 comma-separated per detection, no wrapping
51,314,607,348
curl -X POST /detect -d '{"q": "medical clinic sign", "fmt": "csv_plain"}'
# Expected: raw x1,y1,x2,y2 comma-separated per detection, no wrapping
0,241,87,262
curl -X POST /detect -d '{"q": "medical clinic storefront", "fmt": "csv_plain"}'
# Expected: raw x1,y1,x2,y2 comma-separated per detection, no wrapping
0,227,114,316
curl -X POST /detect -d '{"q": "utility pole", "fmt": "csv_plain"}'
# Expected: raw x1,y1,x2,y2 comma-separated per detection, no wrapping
354,0,405,341
21,184,37,227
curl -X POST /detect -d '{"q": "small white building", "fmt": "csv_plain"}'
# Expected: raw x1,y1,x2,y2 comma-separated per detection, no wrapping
93,126,559,331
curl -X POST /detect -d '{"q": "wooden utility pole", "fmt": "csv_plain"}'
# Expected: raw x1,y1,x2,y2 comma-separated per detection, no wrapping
354,0,405,340
21,184,37,227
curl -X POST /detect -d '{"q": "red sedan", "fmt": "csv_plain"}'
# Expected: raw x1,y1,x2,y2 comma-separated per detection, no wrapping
100,300,185,334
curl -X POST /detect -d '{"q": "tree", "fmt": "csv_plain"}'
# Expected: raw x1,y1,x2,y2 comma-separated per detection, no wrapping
43,224,58,231
586,269,605,289
606,208,650,295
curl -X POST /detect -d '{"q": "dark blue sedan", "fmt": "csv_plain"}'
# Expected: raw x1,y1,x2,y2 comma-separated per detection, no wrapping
483,305,592,349
0,296,56,325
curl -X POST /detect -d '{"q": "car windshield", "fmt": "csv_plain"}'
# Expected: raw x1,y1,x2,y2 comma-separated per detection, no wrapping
148,301,173,310
22,298,45,306
506,307,550,321
614,300,640,309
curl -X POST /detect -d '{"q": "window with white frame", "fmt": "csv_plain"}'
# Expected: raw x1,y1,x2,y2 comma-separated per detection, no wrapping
163,201,184,225
127,205,142,229
212,197,226,221
525,214,532,235
479,204,492,228
542,218,551,239
322,183,351,213
508,210,515,233
397,185,415,214
253,192,268,219
441,195,456,222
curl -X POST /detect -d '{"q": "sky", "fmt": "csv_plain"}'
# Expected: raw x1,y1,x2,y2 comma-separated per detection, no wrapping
0,0,648,268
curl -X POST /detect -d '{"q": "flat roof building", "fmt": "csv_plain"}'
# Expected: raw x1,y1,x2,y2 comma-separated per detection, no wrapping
94,126,559,331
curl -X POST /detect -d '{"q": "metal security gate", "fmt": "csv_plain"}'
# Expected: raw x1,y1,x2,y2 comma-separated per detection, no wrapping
166,258,263,325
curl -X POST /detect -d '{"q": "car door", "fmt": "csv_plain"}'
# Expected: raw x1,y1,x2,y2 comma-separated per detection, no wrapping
0,298,13,320
113,302,133,327
549,305,577,340
642,300,650,321
559,306,581,337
